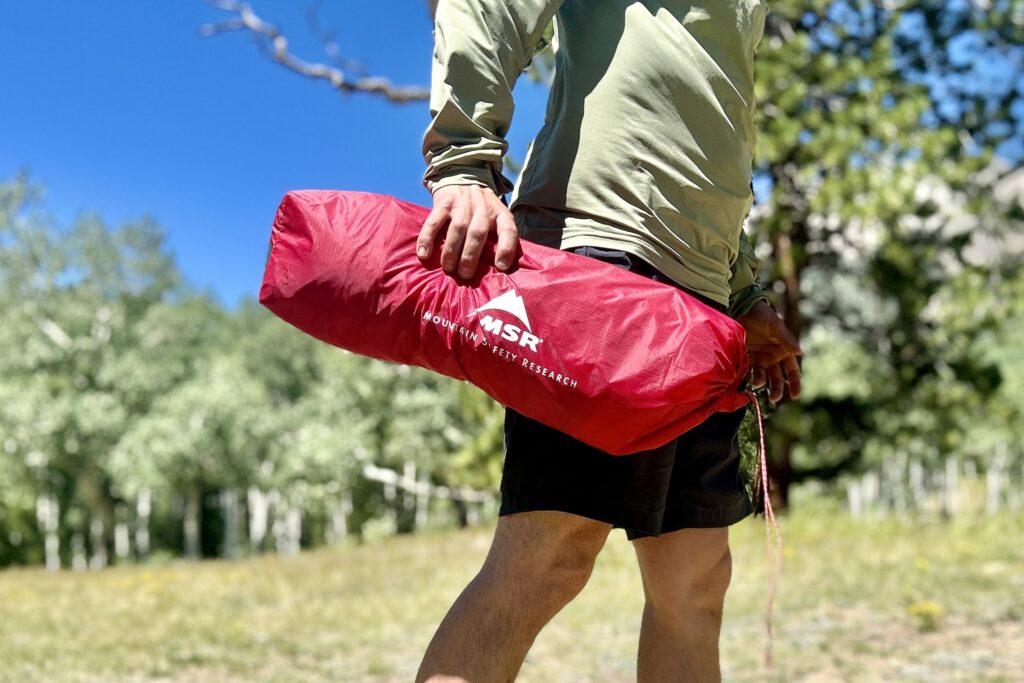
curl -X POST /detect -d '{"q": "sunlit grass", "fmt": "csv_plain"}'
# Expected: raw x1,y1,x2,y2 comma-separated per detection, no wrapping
1,501,1021,682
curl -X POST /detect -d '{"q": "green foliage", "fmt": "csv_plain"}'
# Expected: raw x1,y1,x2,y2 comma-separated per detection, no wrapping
0,174,505,567
907,599,945,632
747,0,1024,499
0,175,184,565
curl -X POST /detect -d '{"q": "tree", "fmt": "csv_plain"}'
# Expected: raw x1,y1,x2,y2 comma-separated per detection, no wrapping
111,352,273,558
749,0,1023,505
0,174,183,567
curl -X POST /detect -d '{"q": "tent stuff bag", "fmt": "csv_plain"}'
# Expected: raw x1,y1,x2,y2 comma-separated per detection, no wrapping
259,190,750,455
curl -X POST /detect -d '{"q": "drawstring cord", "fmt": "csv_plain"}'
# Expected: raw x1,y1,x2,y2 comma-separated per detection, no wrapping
746,388,782,670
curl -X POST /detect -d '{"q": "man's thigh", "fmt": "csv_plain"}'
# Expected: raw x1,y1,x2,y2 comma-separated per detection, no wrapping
483,511,612,579
654,407,752,535
501,404,751,539
500,405,678,536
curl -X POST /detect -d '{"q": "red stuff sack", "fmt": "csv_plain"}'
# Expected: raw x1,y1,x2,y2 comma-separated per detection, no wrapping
260,191,750,455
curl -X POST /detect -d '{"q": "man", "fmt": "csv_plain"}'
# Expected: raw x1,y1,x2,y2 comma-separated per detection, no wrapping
415,1,802,681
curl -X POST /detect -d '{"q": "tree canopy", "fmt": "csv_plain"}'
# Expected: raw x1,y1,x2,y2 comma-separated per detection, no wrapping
1,0,1022,567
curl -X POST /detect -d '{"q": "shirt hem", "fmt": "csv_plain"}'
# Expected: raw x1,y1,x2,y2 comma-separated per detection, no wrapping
556,233,731,308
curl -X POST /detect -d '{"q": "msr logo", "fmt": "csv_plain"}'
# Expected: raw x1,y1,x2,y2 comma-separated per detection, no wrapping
471,289,543,352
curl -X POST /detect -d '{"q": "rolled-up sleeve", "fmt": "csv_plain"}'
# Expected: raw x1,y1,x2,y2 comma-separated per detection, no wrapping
727,230,770,318
423,0,563,196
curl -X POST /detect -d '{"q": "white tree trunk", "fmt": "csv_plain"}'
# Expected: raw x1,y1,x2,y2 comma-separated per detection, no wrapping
986,446,1007,514
114,522,131,561
384,478,398,528
847,480,863,518
220,489,238,559
287,507,302,555
248,487,270,551
944,456,959,517
89,518,108,570
183,488,201,560
269,491,286,554
908,459,926,511
964,459,977,480
416,475,430,530
1008,462,1023,512
860,471,879,513
36,493,61,572
276,505,302,556
964,459,978,510
325,489,352,545
71,532,87,572
135,488,151,559
114,504,131,561
403,462,417,517
884,455,907,513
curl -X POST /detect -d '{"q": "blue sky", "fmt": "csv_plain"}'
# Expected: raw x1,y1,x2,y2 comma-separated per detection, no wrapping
4,3,1019,304
0,1,550,305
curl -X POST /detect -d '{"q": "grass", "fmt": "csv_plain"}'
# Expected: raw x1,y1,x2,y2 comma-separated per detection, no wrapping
1,500,1022,683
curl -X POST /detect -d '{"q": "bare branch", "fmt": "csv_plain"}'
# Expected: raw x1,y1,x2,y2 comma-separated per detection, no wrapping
196,17,246,36
199,0,430,103
37,317,73,351
304,0,368,76
361,462,493,503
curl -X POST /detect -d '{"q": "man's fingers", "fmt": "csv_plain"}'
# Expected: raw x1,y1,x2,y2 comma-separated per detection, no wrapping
458,211,492,279
782,354,802,399
494,210,519,271
748,345,789,368
766,363,785,403
750,365,767,390
426,187,517,278
439,205,471,274
417,205,449,261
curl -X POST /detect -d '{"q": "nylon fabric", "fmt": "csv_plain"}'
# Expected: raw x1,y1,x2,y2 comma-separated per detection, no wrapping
260,190,751,455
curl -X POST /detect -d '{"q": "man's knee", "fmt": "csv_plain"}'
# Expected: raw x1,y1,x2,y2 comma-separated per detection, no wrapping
483,511,610,607
635,528,732,615
689,546,732,611
542,542,603,600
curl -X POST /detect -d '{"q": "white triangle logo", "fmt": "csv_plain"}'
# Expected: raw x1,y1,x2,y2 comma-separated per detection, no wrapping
471,289,532,331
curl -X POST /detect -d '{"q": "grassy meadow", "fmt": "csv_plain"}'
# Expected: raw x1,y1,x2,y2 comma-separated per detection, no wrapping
1,500,1022,683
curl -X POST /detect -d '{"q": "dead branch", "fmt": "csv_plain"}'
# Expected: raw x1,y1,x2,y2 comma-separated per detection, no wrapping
304,0,368,76
199,0,430,103
362,463,493,504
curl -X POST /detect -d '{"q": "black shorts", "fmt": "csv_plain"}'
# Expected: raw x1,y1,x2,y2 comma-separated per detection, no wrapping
499,246,752,539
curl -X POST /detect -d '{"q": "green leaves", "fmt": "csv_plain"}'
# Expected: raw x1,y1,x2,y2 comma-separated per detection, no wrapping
749,0,1023,496
0,175,507,563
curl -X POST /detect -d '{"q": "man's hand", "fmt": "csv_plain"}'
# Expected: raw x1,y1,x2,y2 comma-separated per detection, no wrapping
417,185,520,279
738,300,802,403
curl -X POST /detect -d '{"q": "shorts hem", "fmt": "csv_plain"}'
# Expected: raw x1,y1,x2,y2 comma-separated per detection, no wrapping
500,492,753,538
500,491,664,536
653,500,754,532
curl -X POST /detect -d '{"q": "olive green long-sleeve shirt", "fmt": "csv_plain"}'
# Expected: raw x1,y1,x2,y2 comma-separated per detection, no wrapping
423,0,769,316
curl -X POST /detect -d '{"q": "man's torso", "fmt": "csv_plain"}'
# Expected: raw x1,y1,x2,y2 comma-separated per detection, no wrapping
510,0,768,306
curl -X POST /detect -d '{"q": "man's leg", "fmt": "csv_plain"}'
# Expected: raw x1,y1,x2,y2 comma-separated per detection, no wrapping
633,527,732,683
416,510,612,683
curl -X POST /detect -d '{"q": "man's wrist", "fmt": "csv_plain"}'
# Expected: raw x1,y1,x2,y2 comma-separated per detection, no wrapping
425,164,510,198
729,286,770,319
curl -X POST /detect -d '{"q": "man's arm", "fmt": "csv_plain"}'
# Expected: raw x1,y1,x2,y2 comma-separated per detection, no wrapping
417,0,563,279
729,230,803,402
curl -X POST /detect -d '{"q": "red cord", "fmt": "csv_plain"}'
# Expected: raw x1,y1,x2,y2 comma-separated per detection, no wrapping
747,389,782,669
